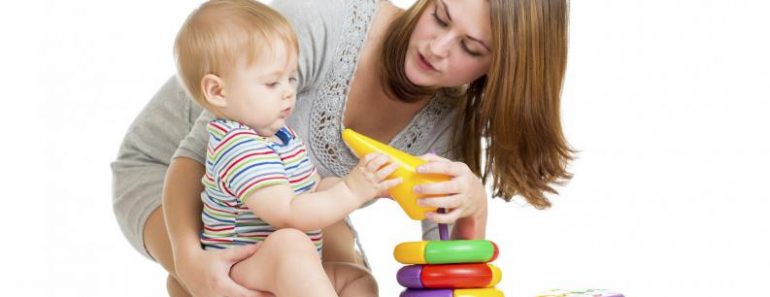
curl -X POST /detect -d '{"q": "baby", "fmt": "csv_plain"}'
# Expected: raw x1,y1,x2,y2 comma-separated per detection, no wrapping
173,0,401,296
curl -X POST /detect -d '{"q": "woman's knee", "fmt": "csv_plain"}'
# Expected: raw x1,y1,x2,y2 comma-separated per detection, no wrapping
112,162,168,258
325,262,373,278
324,262,378,295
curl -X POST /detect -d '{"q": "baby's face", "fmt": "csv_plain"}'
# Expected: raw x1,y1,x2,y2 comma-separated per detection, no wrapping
223,42,299,137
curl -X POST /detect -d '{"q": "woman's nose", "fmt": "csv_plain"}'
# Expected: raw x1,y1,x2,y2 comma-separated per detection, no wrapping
429,33,453,58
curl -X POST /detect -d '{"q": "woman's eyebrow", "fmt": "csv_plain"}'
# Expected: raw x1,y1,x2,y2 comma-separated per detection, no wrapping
441,0,491,52
440,0,453,21
467,36,491,52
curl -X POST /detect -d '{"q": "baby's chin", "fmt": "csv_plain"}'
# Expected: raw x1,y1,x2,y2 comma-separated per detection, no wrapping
250,125,280,138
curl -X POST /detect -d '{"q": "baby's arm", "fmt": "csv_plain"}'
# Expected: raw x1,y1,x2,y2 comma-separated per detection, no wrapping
246,153,401,231
314,176,340,192
314,176,363,264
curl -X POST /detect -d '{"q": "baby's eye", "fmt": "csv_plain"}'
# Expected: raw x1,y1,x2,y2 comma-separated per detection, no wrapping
265,81,279,88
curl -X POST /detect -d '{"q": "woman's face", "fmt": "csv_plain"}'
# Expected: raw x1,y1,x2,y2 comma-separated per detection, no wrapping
405,0,493,88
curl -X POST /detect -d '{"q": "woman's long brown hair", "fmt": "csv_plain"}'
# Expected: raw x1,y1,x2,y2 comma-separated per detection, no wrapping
380,0,573,208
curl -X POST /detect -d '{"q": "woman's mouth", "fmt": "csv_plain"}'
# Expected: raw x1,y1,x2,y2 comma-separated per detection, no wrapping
416,52,438,72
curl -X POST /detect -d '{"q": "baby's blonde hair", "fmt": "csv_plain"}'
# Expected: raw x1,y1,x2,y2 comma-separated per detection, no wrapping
174,0,298,108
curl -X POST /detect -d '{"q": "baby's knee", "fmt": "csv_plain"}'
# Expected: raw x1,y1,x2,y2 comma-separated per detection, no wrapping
268,228,318,255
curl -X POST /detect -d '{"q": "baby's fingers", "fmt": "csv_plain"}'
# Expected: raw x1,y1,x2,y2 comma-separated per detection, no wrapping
376,163,399,180
379,177,403,190
364,153,390,172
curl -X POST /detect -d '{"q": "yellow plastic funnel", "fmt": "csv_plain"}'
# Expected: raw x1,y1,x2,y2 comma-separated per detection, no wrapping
342,129,449,220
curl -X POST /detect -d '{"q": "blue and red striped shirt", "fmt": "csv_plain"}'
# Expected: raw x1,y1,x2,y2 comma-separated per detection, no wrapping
200,119,320,252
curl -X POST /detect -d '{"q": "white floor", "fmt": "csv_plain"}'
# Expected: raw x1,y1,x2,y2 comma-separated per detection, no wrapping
3,0,769,296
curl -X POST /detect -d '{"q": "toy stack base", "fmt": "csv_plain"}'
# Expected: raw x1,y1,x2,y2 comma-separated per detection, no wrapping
395,240,504,297
401,288,503,297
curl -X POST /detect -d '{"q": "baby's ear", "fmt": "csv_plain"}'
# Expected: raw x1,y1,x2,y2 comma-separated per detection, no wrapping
201,74,227,108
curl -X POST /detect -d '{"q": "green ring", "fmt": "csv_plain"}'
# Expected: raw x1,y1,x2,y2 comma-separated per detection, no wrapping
424,240,496,264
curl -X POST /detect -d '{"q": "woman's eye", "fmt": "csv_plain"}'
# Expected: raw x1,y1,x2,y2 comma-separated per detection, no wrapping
462,41,482,57
432,10,448,27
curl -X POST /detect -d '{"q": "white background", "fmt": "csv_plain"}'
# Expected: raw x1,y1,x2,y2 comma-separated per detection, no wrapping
2,0,769,296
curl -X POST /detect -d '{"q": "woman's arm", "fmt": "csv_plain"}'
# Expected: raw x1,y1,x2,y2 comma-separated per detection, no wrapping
452,190,488,240
162,157,205,265
164,157,267,297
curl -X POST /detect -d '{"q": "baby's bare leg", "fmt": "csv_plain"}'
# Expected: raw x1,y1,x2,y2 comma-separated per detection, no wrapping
323,262,378,297
230,229,337,297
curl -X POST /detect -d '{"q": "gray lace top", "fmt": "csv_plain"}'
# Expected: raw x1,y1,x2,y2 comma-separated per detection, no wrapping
173,0,458,241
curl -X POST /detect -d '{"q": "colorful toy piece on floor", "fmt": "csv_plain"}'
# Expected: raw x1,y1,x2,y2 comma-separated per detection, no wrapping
535,289,624,297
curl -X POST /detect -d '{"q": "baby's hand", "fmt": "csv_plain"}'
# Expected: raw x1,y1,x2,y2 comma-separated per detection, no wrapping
344,153,402,203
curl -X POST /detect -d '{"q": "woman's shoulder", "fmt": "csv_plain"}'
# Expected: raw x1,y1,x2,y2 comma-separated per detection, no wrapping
271,0,378,36
271,0,379,91
271,0,351,27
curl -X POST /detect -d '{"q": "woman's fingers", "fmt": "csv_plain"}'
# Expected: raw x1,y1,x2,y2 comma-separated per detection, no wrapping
177,244,265,297
222,243,259,262
427,207,463,224
418,195,462,209
217,245,267,297
414,179,462,195
219,279,272,297
418,153,450,162
416,160,464,176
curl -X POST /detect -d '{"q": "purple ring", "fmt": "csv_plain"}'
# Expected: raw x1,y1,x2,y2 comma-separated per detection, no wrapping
400,289,454,297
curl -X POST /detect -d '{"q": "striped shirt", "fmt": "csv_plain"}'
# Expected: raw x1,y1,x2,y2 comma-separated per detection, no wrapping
200,119,320,252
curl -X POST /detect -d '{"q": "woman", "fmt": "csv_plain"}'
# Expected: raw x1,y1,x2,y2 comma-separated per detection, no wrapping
111,0,571,296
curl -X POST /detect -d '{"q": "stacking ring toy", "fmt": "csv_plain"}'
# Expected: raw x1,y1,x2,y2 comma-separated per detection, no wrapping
395,240,499,264
342,129,449,220
400,288,504,297
397,263,502,289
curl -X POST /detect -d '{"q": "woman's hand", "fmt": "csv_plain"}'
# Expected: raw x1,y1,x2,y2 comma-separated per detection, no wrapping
175,244,274,297
164,157,274,296
414,153,488,239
